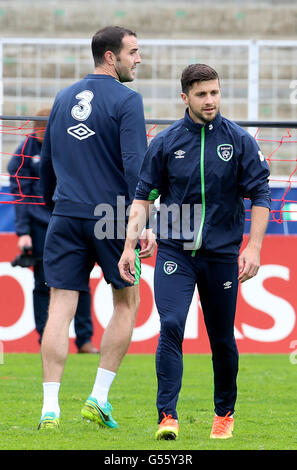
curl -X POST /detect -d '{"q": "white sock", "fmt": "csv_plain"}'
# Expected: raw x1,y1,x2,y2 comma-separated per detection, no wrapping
215,413,234,419
42,382,61,417
91,368,116,407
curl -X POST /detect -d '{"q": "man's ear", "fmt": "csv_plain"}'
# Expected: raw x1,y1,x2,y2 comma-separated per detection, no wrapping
104,50,115,66
181,92,189,106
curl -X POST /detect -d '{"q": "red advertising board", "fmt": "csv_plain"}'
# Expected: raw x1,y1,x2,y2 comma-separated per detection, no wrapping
0,233,297,354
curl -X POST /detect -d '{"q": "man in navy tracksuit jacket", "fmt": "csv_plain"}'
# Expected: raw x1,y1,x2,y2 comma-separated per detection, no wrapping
8,113,97,353
37,26,156,430
119,64,271,440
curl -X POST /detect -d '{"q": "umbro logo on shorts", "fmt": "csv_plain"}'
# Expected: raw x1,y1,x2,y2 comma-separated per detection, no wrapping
223,281,232,289
163,261,178,275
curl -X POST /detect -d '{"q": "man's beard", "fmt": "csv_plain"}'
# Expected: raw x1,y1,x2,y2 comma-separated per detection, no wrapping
115,60,134,83
189,104,219,123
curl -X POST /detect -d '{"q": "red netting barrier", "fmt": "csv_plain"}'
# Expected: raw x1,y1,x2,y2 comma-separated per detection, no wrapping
0,119,46,205
1,117,297,225
253,127,297,224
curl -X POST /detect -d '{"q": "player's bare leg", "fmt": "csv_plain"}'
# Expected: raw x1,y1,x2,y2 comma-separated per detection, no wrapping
99,284,139,372
38,288,79,428
41,288,79,382
81,284,139,429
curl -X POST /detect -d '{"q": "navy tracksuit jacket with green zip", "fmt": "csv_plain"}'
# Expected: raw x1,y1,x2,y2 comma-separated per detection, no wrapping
135,109,271,421
135,109,271,259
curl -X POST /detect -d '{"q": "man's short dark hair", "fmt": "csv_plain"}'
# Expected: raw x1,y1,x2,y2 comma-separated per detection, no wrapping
91,26,137,67
181,64,219,94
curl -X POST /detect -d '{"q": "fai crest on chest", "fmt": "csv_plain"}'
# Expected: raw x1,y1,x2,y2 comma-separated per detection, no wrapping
217,144,233,162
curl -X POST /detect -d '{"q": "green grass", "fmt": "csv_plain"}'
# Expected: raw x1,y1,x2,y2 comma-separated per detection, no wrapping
0,353,296,450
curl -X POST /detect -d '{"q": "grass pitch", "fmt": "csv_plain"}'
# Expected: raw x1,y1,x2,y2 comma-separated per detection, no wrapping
0,353,296,450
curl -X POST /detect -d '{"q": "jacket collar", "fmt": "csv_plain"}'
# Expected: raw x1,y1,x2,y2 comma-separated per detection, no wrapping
84,74,117,80
183,108,222,134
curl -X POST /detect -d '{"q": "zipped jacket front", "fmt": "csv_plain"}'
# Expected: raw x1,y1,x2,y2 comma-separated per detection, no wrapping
135,110,271,260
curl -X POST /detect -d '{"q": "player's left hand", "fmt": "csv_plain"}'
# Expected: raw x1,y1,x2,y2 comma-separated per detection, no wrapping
139,228,157,259
238,245,261,283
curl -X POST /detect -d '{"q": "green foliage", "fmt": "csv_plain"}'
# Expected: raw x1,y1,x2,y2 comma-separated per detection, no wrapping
0,353,296,450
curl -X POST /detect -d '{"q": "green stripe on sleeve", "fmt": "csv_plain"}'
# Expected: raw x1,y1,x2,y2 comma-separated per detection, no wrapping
148,188,160,201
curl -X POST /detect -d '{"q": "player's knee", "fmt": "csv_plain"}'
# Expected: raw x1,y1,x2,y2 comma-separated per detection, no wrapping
160,317,184,342
114,287,140,314
48,288,79,322
210,336,238,357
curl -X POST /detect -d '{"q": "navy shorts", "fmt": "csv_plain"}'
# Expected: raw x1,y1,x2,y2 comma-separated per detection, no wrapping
43,215,140,292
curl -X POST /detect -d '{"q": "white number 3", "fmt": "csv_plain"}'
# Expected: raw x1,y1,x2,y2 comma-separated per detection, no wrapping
71,90,94,121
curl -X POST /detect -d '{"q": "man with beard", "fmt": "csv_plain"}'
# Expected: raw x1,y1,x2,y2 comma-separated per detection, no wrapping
38,26,156,430
119,63,270,440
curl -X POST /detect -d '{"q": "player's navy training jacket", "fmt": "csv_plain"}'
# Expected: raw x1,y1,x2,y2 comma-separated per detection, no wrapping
8,136,51,235
135,109,271,260
40,74,147,219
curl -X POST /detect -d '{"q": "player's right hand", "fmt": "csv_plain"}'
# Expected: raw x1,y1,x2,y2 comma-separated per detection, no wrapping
118,249,136,284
